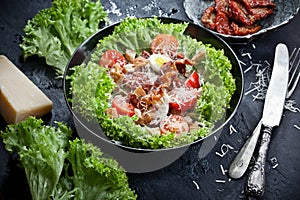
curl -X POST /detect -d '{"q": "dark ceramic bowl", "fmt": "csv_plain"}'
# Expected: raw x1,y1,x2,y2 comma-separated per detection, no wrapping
63,17,244,172
184,0,300,43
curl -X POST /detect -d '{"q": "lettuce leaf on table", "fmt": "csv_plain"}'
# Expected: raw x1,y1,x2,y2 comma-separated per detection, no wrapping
1,117,136,200
20,0,108,77
1,117,72,200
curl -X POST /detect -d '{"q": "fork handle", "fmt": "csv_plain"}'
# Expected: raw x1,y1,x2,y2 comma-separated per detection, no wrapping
245,125,273,198
229,120,262,179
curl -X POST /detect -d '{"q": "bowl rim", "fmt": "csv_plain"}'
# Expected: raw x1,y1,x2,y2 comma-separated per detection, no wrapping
63,16,244,152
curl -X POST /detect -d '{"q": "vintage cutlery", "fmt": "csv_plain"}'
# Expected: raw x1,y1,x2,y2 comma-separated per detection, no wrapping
228,47,300,180
244,43,289,198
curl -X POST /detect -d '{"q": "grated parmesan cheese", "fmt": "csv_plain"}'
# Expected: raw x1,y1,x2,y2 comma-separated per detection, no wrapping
284,100,300,113
244,62,271,101
192,180,200,190
220,164,227,175
215,144,234,157
241,52,252,60
294,125,300,130
215,179,226,183
229,124,237,135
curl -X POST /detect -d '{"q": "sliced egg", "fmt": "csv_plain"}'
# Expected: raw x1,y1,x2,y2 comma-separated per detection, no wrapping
148,54,171,72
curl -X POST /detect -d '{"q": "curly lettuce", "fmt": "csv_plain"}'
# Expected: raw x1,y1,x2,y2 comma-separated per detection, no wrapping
20,0,108,77
1,117,136,200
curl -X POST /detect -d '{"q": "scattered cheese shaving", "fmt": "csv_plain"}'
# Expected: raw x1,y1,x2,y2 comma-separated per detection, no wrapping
239,59,246,67
215,144,234,157
284,100,300,113
270,157,279,169
241,52,252,60
294,125,300,130
220,164,227,176
192,180,200,190
244,63,271,101
229,124,237,135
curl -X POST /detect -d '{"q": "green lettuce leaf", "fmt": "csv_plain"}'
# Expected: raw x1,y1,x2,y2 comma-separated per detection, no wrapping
63,138,137,200
1,117,72,200
1,117,137,200
20,0,108,77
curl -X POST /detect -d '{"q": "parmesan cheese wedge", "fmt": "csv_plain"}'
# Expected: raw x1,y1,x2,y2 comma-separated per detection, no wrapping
0,55,53,124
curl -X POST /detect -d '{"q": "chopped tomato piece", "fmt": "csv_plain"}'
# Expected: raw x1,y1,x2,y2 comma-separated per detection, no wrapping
169,87,198,112
112,95,135,117
185,71,201,88
160,115,189,134
151,34,179,57
99,50,127,68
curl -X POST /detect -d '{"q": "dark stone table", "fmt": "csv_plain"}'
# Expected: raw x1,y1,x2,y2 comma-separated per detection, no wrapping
0,0,299,199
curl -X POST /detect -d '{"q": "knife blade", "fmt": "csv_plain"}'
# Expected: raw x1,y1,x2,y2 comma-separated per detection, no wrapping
245,43,289,198
261,44,289,127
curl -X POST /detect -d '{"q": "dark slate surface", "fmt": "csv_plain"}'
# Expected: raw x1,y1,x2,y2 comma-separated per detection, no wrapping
0,0,300,199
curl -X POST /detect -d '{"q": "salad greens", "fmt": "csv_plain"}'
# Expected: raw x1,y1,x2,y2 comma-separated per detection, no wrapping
68,17,236,149
1,117,136,200
20,0,108,77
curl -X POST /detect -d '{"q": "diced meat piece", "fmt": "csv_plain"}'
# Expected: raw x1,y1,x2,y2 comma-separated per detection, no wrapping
173,58,194,75
141,50,151,59
134,86,146,98
231,21,261,35
136,113,152,126
132,56,149,68
156,71,178,89
106,108,119,118
201,6,217,30
138,96,152,112
123,64,135,73
241,0,275,11
127,93,139,107
176,53,185,59
125,49,136,63
161,61,177,73
215,11,234,35
109,63,124,83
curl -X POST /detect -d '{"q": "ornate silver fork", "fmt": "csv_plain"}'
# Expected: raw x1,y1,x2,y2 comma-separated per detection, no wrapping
229,47,300,179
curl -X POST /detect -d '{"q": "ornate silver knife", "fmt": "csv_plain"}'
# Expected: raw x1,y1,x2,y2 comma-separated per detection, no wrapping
244,43,289,198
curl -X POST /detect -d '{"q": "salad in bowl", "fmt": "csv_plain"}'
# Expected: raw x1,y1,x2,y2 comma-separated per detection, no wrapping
65,17,241,150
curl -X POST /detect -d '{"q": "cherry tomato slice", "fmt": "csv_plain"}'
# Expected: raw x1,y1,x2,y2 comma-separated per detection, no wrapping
160,115,189,134
151,34,179,57
169,87,198,112
185,71,201,88
99,50,127,68
112,95,135,117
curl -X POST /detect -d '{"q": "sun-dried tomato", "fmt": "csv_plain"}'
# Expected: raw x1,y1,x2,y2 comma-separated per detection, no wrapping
200,0,276,36
241,0,276,11
231,22,261,36
201,6,217,30
215,11,234,35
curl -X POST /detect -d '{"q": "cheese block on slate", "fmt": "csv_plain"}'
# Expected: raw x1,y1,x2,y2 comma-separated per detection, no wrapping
0,55,53,124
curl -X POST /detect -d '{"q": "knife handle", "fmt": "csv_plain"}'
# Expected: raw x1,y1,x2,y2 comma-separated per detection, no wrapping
228,120,262,179
245,125,273,198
